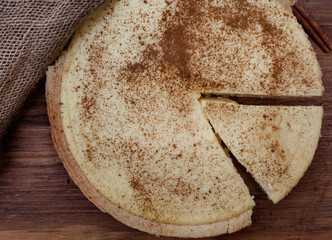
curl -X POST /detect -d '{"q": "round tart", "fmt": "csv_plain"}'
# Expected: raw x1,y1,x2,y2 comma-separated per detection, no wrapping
46,0,322,237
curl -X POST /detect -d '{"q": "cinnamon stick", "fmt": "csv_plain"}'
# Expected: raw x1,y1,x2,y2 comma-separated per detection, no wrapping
294,3,332,51
291,6,330,53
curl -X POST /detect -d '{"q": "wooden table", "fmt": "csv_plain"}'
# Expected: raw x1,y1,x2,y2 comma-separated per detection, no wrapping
1,1,331,239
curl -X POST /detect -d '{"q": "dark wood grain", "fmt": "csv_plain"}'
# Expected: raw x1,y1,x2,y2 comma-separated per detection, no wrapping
1,1,332,239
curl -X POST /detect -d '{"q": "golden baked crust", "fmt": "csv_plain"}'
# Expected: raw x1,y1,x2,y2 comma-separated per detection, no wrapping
46,54,253,238
201,98,323,203
278,0,297,7
277,0,297,12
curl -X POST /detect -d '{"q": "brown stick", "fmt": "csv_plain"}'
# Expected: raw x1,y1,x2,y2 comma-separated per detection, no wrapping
294,3,332,51
291,6,330,53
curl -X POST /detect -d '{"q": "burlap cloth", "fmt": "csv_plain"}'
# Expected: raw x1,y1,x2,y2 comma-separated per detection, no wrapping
0,0,105,147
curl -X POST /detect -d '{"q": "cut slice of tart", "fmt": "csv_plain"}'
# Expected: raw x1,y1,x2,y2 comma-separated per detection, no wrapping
46,0,323,237
201,98,323,203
